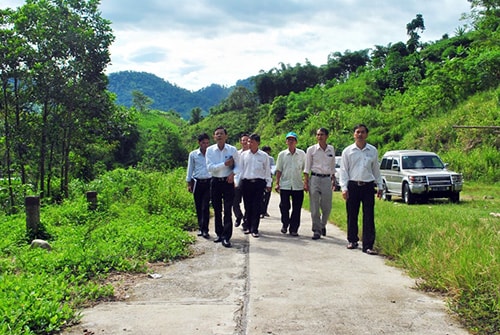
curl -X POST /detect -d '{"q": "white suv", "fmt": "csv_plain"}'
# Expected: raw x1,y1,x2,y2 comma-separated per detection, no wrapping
379,150,463,204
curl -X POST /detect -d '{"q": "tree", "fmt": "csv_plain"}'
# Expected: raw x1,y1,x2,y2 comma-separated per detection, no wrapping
132,90,153,113
189,107,203,125
3,0,115,201
406,14,425,53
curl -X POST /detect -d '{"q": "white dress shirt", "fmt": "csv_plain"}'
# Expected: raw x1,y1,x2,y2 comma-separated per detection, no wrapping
339,142,382,191
237,149,272,187
304,143,336,175
206,143,238,178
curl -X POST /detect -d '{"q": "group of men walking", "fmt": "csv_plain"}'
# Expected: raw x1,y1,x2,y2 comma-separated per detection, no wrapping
186,124,382,255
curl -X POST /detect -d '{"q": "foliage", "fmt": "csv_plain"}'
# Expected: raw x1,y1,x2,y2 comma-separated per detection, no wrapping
107,71,231,119
0,168,196,334
328,182,500,335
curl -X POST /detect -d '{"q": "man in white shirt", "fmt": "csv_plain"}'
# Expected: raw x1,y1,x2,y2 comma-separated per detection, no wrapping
339,124,383,255
304,128,336,240
237,133,272,238
186,133,212,238
275,132,306,236
206,126,238,248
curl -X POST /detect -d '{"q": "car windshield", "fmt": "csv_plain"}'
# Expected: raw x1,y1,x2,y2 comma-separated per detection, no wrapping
401,155,444,169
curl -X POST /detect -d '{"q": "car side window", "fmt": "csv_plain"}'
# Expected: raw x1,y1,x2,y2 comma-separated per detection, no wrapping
391,158,399,170
380,158,388,170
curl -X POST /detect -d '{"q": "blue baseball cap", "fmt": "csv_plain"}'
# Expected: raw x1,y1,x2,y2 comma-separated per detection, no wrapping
285,132,298,140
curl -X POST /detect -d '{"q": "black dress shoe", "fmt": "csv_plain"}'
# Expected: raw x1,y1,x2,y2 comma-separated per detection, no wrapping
321,228,326,236
202,232,210,239
290,232,299,237
214,236,223,243
222,239,232,248
312,233,321,240
280,226,287,234
347,242,359,249
234,218,241,227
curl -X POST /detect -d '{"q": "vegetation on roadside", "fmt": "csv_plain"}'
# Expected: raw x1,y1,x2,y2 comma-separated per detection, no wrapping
0,168,195,334
1,0,499,334
328,183,500,335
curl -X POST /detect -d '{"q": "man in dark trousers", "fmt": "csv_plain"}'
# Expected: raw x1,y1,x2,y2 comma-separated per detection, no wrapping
275,132,306,236
339,124,383,255
206,126,238,248
186,133,212,238
237,134,272,238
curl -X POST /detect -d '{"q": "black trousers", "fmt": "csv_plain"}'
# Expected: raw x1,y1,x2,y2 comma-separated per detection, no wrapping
346,181,376,250
193,179,211,234
241,179,266,233
233,186,245,221
279,189,304,234
211,178,234,240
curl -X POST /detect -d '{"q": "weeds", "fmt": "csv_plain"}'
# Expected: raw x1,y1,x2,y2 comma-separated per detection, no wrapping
329,182,500,335
0,168,196,334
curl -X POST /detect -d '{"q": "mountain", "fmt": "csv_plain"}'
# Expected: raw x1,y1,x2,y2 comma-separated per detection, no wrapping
107,71,236,119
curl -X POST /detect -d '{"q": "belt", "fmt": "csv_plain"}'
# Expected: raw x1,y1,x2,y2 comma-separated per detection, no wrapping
349,180,374,186
311,172,331,178
243,178,264,183
195,178,211,183
213,177,228,182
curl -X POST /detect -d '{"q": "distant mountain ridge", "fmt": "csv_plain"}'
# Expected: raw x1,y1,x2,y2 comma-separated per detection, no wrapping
108,71,252,119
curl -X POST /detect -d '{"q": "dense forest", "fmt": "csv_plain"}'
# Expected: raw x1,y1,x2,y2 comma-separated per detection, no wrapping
0,0,499,215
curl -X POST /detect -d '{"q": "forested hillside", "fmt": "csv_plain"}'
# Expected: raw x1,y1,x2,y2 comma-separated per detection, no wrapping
0,0,498,212
184,4,499,183
107,71,232,119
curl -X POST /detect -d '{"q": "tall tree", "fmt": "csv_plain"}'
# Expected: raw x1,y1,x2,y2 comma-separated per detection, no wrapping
406,14,425,53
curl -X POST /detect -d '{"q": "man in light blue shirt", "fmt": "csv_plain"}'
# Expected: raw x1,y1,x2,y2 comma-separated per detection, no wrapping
206,126,238,248
186,133,212,238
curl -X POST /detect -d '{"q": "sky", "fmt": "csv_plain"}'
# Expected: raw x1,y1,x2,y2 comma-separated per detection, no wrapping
3,0,472,91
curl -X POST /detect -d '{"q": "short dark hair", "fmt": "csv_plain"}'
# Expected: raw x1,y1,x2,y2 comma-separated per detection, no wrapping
197,133,209,142
353,124,369,133
249,133,260,143
317,127,329,136
214,126,227,135
262,145,271,153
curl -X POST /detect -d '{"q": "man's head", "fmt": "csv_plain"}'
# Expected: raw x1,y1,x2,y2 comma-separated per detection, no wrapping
285,131,298,150
315,128,329,144
248,133,260,152
198,133,210,152
213,126,228,146
240,132,250,151
353,124,369,146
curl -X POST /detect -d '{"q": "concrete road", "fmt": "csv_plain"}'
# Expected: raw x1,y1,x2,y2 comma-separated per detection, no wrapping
61,192,469,335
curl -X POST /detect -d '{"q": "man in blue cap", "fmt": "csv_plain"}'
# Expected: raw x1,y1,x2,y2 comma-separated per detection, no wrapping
275,132,306,236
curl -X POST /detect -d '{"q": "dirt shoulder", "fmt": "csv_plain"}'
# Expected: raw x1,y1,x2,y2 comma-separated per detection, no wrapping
61,192,469,335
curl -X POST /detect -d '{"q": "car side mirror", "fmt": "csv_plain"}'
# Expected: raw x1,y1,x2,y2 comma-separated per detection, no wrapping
391,165,400,171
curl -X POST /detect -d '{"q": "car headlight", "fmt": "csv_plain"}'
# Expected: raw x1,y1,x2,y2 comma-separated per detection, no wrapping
409,176,426,183
451,174,463,183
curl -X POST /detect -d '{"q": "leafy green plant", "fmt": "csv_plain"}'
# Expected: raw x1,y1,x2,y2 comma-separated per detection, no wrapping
0,168,197,334
328,182,500,335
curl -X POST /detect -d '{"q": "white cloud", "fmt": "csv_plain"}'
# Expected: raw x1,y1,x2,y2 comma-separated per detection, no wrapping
2,0,472,91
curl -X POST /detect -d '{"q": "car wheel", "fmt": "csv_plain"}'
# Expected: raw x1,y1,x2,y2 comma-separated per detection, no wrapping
382,182,391,201
403,183,415,204
450,192,460,203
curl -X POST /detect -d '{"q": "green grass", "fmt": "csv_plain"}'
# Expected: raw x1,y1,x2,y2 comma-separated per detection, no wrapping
325,182,499,335
0,168,197,335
